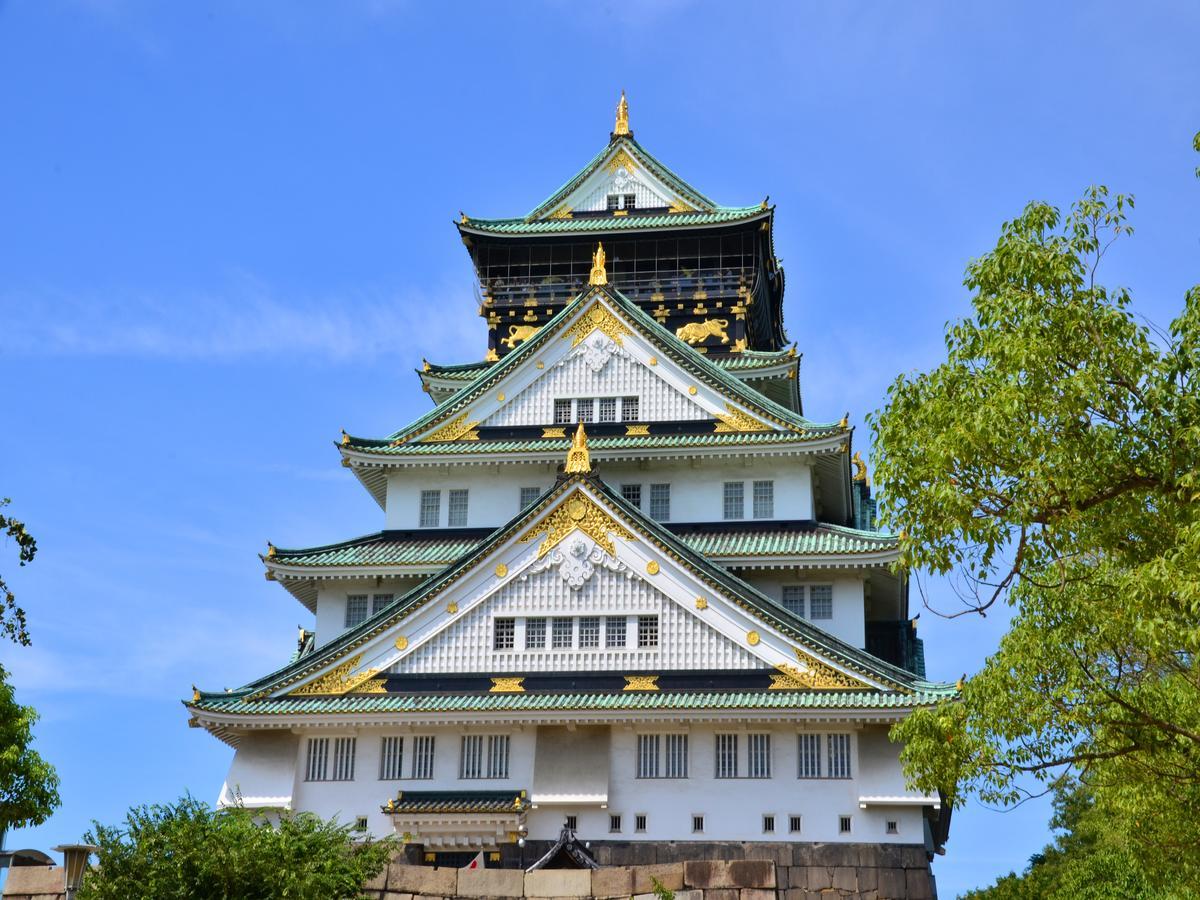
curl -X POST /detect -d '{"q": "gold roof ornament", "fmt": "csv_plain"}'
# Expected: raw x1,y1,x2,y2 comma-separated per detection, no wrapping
192,684,200,702
266,542,277,559
839,413,849,428
564,422,591,474
613,89,630,136
340,429,350,446
851,451,870,486
588,242,608,286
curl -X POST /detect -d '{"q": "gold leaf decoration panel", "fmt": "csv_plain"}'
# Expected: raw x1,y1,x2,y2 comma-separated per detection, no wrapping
518,490,635,558
713,403,772,434
289,654,384,696
418,412,481,443
564,301,631,348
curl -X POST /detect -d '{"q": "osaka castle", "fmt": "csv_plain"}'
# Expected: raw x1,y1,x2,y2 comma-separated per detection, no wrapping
187,92,955,869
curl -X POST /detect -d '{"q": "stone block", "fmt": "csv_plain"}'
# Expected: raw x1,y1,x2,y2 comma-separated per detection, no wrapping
386,862,457,895
683,858,774,890
363,865,388,891
525,867,592,898
905,867,934,900
3,867,64,894
877,867,906,898
381,894,413,900
700,891,740,900
833,866,858,891
775,865,789,889
805,865,833,890
591,865,634,898
632,862,684,892
456,866,524,898
901,846,930,869
610,842,658,866
858,867,879,891
739,890,776,900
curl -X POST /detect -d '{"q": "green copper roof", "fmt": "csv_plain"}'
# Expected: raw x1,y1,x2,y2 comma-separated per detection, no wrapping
385,791,527,815
461,207,765,236
422,348,797,382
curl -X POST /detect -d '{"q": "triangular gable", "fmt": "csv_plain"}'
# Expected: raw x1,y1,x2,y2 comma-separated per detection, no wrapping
239,473,921,702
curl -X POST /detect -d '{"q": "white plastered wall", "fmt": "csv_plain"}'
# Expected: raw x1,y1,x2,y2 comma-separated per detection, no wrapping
742,575,866,649
314,577,425,648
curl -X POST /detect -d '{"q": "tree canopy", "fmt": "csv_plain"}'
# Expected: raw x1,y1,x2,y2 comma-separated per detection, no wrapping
871,183,1200,886
0,662,61,832
0,498,37,646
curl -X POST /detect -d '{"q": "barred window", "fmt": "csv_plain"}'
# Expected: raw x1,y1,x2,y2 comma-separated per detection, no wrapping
487,735,510,779
828,733,852,779
810,584,833,620
606,194,620,211
622,193,636,209
379,736,404,780
520,486,541,509
460,735,483,779
723,481,744,520
579,616,600,648
622,396,639,421
839,815,853,834
609,814,622,833
331,737,356,782
598,397,617,423
887,820,899,835
565,814,578,831
649,483,671,521
552,617,573,649
753,480,774,519
526,618,547,649
797,733,822,779
782,586,805,617
605,616,626,648
748,733,771,778
637,734,660,778
494,617,515,651
715,734,738,778
692,815,705,833
411,735,435,779
554,399,573,424
665,734,689,778
448,489,469,527
371,593,393,615
418,490,441,527
635,814,647,832
789,815,803,833
620,483,642,509
305,737,329,782
576,398,594,423
344,595,368,628
762,814,775,833
637,615,659,648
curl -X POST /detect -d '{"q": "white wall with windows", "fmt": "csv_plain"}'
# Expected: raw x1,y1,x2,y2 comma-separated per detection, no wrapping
312,577,424,647
743,575,866,649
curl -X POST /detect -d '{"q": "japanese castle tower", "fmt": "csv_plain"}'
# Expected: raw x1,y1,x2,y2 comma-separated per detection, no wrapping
188,93,955,870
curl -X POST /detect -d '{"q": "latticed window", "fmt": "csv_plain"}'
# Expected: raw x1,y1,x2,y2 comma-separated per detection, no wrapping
579,616,600,648
753,480,774,519
622,193,636,209
460,735,484,779
748,733,771,778
622,396,639,421
649,483,671,521
598,397,617,422
494,617,515,651
345,595,368,628
520,486,541,509
606,194,620,211
379,736,404,780
606,616,626,648
526,618,547,649
487,735,510,778
715,734,738,778
411,736,435,779
782,586,805,617
665,734,689,778
554,399,573,424
723,481,744,520
419,489,441,527
331,737,356,782
576,398,594,423
448,489,469,527
305,737,329,781
797,733,821,779
637,615,659,648
810,584,833,620
637,734,660,778
371,593,393,615
552,617,573,649
620,484,642,509
828,734,852,779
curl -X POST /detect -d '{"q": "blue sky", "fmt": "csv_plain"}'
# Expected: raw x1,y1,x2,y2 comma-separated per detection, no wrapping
1,2,1197,895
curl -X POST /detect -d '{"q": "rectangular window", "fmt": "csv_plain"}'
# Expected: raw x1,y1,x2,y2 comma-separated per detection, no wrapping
609,814,622,833
752,480,774,519
828,734,852,779
715,733,738,779
692,815,704,833
494,617,515,651
649,483,671,521
839,815,853,834
762,814,775,833
622,396,639,421
622,193,636,210
448,489,469,527
886,820,899,835
379,736,404,780
637,734,660,779
419,490,441,528
371,593,393,615
723,481,744,520
665,734,689,778
620,483,642,509
344,595,368,628
411,735,435,779
487,735,510,779
554,399,573,425
605,616,626,648
551,617,573,649
460,735,483,779
579,616,600,649
305,737,329,782
635,814,647,833
354,816,368,832
637,615,659,648
798,734,822,779
520,486,541,509
332,737,356,782
606,194,620,211
789,815,803,834
782,586,805,617
810,584,833,620
748,733,771,778
598,397,617,423
525,618,547,649
576,398,594,423
565,814,578,832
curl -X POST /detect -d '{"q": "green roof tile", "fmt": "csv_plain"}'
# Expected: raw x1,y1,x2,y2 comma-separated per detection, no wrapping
461,207,764,235
422,348,796,382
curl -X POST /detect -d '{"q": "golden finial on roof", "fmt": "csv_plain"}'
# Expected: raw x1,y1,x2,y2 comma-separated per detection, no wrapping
459,211,467,224
192,684,200,702
267,542,277,559
839,413,849,428
613,90,630,136
422,358,431,373
851,451,869,486
340,429,350,446
564,422,591,474
589,242,608,286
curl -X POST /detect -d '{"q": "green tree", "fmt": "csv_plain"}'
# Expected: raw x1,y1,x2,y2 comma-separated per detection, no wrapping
0,663,61,833
870,181,1200,886
0,498,37,646
77,796,395,900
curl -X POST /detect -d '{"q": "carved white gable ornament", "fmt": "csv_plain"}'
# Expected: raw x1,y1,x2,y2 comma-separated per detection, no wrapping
522,534,631,591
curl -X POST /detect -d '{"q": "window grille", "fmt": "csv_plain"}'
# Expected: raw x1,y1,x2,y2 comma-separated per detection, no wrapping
665,734,689,778
797,734,821,779
637,615,659,648
418,490,441,527
692,815,704,833
782,586,805,617
371,593,393,615
810,584,833,620
649,483,670,520
379,736,404,780
487,735,510,779
526,618,547,649
305,737,329,781
354,816,368,832
606,194,620,211
576,398,594,423
605,616,626,648
554,399,573,424
411,735,435,779
551,617,573,649
635,814,647,832
332,737,356,782
448,489,469,527
565,815,578,831
828,733,852,778
762,814,775,833
637,734,660,778
723,481,744,520
622,396,639,421
460,735,484,779
839,815,852,834
620,484,642,509
748,733,771,778
579,616,600,648
886,820,899,835
494,618,515,651
789,815,803,833
344,595,368,628
520,486,540,509
715,734,738,778
598,397,617,422
622,193,636,209
609,814,622,833
753,480,774,519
